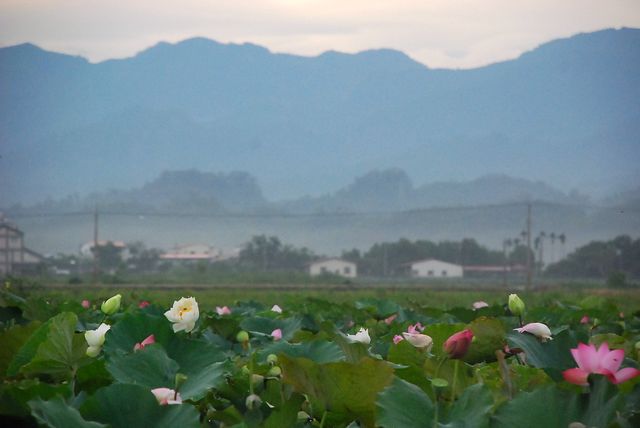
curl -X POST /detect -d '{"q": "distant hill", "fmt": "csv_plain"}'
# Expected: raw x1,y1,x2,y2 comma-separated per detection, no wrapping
6,168,598,219
278,170,587,213
7,170,267,214
1,28,639,205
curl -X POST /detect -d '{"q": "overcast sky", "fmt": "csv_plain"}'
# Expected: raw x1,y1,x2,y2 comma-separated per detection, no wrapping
1,0,639,68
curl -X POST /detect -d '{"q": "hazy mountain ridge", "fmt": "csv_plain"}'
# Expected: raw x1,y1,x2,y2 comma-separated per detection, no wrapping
1,28,639,205
3,168,597,216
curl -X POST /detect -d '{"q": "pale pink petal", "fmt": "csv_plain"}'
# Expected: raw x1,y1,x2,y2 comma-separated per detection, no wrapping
472,301,489,310
81,300,91,309
384,314,397,325
271,328,282,341
595,342,610,364
600,349,624,374
393,334,404,344
562,368,589,386
572,343,600,372
580,315,589,324
141,334,155,347
610,367,640,384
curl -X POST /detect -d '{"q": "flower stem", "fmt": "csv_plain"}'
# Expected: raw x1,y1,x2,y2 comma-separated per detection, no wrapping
319,410,327,428
450,359,459,402
248,342,254,395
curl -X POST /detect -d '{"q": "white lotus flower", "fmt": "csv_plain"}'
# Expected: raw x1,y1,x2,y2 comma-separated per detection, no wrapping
514,322,553,342
402,332,433,351
151,387,182,405
271,304,283,313
85,323,110,357
346,327,371,345
164,297,199,333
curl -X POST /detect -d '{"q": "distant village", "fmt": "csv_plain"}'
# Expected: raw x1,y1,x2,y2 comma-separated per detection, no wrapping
1,214,532,281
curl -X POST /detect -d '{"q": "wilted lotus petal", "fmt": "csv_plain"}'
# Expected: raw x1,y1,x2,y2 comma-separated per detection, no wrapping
472,301,489,310
514,322,553,342
346,328,371,344
402,332,433,351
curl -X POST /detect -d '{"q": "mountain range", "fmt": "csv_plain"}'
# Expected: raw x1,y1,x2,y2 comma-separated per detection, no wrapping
1,28,639,207
5,168,592,215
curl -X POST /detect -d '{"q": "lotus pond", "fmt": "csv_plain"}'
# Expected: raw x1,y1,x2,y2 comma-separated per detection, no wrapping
1,284,639,427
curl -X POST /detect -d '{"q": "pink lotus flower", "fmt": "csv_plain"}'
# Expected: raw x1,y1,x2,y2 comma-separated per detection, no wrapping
514,322,553,341
271,328,282,341
443,329,474,359
138,300,150,309
580,315,590,324
216,306,232,315
271,304,283,313
151,387,182,405
407,323,425,334
472,301,489,310
563,342,640,386
81,300,91,309
393,334,404,345
384,314,398,325
133,334,155,351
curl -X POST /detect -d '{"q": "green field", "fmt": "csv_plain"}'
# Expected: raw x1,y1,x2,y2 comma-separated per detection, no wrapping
16,282,640,314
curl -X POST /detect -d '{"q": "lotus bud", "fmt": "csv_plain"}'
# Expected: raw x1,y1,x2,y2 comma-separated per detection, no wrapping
174,373,188,390
245,394,262,410
101,294,122,315
443,329,474,359
81,299,91,309
236,330,250,343
267,366,282,377
508,294,525,316
271,328,283,341
297,411,312,422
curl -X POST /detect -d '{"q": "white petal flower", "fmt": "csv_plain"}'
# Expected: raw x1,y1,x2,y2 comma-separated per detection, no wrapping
346,327,371,345
151,388,182,405
514,322,553,341
164,297,199,333
402,332,433,351
271,304,283,313
84,323,110,357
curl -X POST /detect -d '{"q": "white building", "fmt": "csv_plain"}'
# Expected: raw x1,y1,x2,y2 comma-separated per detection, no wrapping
160,243,218,262
309,258,357,278
407,259,463,278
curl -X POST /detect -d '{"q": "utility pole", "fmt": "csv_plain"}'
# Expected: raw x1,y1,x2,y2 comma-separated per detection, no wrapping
502,239,508,288
526,203,532,292
93,206,99,284
383,244,388,277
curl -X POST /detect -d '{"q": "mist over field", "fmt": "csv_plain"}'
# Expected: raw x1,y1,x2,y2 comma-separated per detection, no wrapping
1,28,639,256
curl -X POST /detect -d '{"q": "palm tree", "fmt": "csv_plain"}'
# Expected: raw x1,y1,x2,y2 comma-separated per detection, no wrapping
558,233,566,259
549,233,556,264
